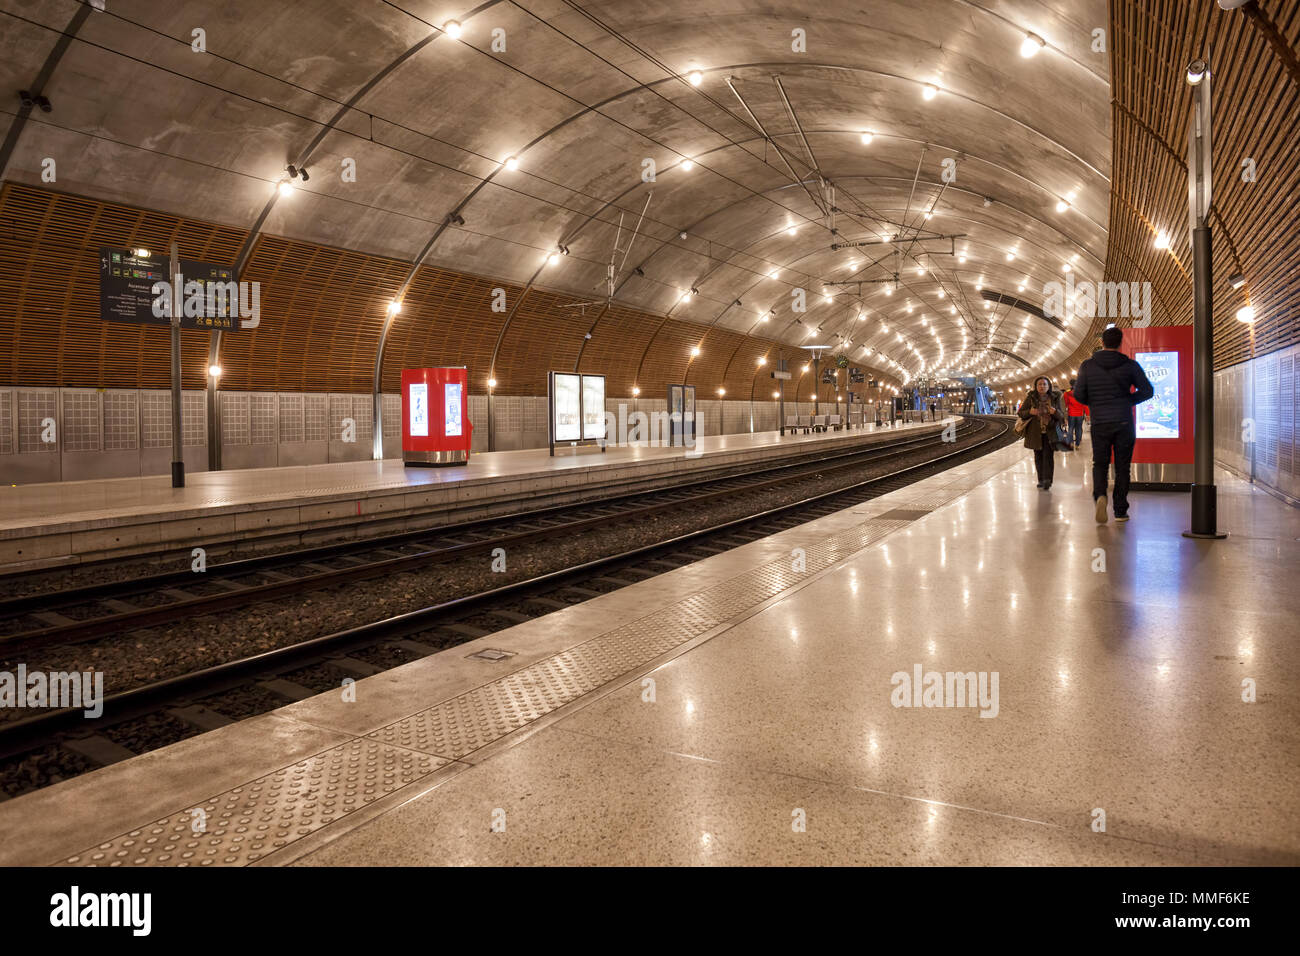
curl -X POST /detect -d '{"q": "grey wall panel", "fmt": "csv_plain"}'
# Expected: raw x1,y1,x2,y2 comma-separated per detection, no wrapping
0,453,59,484
1214,344,1300,502
279,441,329,467
60,450,140,481
222,444,279,471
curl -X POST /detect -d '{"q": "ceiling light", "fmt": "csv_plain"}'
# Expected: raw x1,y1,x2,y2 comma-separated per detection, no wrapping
861,131,874,145
632,386,640,396
1006,252,1015,261
680,158,694,171
1061,263,1071,272
823,293,832,303
386,300,402,314
757,356,767,365
689,70,703,86
487,377,497,388
915,265,924,275
504,156,519,171
922,84,938,100
1236,304,1256,323
443,20,462,39
278,181,294,196
208,365,222,377
885,284,894,296
923,211,933,219
1186,59,1208,86
1154,231,1171,250
958,255,967,263
1020,32,1046,58
1229,272,1246,289
717,387,726,396
691,346,701,357
680,291,691,302
546,253,560,266
1055,199,1070,213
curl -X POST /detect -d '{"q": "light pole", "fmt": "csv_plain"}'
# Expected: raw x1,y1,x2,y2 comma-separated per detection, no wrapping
1183,59,1227,539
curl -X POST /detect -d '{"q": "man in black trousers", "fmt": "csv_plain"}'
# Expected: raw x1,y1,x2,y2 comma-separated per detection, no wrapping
1074,326,1155,524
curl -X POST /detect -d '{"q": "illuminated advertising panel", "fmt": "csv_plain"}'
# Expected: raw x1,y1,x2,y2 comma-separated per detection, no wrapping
408,382,429,437
582,375,606,439
553,373,581,441
444,383,463,437
1135,351,1179,439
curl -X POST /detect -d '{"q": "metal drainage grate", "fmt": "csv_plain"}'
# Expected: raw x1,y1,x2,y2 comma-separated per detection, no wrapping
875,508,933,521
467,648,516,661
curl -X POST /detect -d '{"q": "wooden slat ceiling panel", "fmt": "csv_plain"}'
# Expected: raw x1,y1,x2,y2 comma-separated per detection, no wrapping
0,183,244,388
380,266,508,393
1047,0,1298,387
576,303,662,395
1,181,907,398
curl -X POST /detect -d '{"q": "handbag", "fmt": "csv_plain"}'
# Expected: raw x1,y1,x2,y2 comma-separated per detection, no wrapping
1050,392,1072,448
1014,416,1029,435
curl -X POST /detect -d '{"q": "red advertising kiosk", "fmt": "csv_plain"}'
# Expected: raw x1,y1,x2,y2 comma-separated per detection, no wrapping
1121,325,1193,489
401,367,472,465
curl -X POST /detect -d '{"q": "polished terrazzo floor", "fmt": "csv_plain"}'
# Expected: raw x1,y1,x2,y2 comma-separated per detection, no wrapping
294,442,1300,865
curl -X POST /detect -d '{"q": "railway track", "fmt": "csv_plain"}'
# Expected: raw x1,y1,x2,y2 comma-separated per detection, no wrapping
0,416,1015,793
0,422,969,653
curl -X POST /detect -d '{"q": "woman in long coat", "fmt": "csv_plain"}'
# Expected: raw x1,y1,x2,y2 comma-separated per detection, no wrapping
1018,376,1065,490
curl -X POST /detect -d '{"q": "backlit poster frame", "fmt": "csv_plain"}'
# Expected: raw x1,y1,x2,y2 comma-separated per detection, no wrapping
1121,325,1194,489
667,384,696,447
444,382,463,437
409,382,429,437
548,371,608,456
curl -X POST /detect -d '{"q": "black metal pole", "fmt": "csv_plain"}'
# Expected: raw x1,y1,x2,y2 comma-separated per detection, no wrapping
169,242,184,488
1188,224,1218,535
812,356,819,416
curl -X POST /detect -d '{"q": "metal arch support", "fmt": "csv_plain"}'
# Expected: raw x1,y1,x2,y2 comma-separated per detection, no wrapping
200,2,506,467
0,4,93,177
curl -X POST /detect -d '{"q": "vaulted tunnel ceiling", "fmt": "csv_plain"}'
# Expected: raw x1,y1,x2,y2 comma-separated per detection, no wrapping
1,0,1291,397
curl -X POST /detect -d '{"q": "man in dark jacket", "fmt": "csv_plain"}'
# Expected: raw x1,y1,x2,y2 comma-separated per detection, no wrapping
1074,326,1155,524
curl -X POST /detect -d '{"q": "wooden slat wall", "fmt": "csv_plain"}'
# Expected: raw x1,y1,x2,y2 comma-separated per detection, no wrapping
1053,0,1298,381
0,183,245,388
1,182,876,397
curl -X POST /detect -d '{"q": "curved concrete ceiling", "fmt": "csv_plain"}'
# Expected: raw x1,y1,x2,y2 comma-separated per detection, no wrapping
0,0,1111,388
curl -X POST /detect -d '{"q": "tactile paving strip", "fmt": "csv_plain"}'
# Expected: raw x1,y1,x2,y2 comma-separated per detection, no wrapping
369,518,909,760
61,739,447,867
901,489,966,510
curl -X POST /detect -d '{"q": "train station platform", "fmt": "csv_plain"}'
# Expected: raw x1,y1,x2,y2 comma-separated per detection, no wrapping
0,417,952,572
2,433,1295,867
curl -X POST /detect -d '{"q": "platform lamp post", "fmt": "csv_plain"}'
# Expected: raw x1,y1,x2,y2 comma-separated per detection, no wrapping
1182,59,1227,539
167,242,185,488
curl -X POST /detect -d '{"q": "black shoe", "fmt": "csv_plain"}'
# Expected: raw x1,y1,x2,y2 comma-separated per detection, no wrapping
1036,481,1044,488
1115,513,1130,522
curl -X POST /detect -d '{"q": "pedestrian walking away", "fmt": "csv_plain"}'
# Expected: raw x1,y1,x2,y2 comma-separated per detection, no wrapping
1074,326,1155,524
1017,375,1064,490
1063,379,1088,450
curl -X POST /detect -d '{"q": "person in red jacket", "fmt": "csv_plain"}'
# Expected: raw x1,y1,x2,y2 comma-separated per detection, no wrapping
1063,379,1088,450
